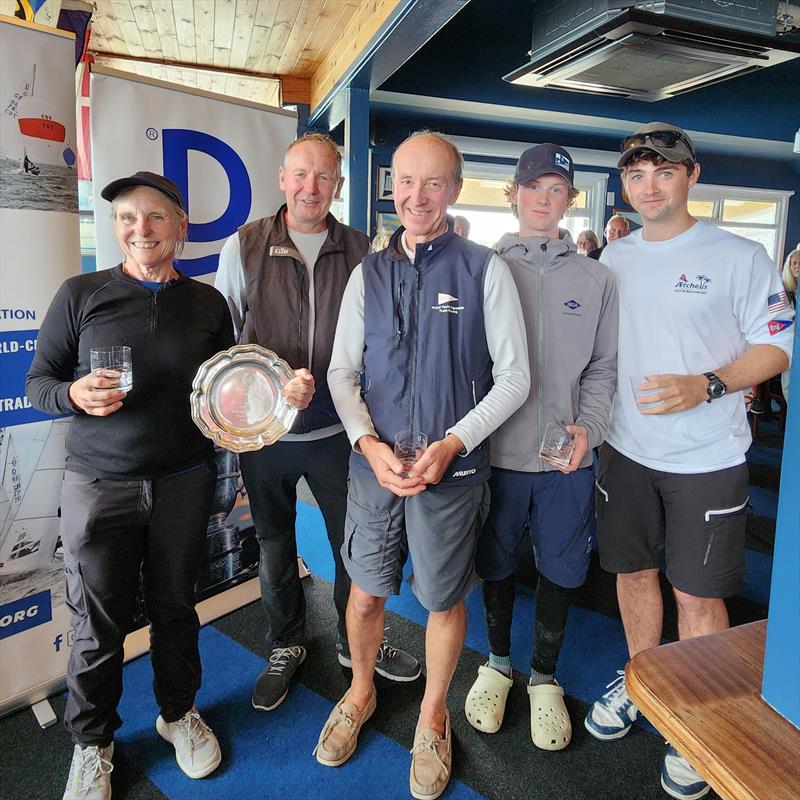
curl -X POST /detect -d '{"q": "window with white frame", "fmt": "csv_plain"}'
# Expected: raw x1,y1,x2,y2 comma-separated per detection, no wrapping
449,162,608,249
688,183,793,263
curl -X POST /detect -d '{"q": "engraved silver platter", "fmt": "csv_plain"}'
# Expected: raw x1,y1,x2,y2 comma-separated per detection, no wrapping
190,344,298,453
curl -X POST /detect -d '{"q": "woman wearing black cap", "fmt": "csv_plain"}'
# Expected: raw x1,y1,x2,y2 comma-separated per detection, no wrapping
26,172,235,800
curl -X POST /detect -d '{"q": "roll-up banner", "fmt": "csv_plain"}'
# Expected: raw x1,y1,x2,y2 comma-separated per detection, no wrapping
88,69,297,654
90,65,297,284
0,15,79,717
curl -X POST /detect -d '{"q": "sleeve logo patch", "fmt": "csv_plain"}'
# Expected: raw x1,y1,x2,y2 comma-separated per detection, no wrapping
767,291,790,313
768,319,793,336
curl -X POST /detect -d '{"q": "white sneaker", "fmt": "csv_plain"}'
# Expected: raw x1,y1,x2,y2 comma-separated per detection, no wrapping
156,707,221,779
63,743,114,800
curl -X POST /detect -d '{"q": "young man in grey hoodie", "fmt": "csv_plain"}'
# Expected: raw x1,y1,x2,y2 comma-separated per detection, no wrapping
464,144,618,750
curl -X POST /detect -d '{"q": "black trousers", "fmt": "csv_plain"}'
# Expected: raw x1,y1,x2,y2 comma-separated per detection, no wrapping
239,431,350,649
482,572,574,677
60,464,216,746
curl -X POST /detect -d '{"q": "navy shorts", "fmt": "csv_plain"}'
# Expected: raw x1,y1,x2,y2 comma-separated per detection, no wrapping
342,468,490,612
475,467,595,590
595,444,749,598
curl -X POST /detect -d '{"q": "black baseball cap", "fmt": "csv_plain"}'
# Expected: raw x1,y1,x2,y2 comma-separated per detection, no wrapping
515,143,574,187
618,122,696,168
101,171,185,210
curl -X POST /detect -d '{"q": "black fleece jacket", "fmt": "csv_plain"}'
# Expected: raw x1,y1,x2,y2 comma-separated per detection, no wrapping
26,265,234,479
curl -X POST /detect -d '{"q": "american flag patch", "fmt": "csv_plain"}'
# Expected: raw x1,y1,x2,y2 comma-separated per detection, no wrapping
768,291,790,313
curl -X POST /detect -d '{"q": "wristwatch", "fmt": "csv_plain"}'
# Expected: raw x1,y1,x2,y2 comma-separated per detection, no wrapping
703,372,727,402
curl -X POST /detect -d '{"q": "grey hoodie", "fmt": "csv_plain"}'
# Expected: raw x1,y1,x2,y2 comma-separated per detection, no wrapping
492,230,618,472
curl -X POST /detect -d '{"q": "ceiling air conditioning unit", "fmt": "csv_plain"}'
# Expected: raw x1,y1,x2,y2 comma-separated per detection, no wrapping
504,3,800,101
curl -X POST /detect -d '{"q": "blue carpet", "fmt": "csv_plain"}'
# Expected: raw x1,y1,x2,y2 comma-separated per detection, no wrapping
297,503,645,725
747,484,778,520
117,625,485,800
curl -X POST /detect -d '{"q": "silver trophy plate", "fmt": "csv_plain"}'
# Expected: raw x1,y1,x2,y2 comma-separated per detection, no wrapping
190,344,298,453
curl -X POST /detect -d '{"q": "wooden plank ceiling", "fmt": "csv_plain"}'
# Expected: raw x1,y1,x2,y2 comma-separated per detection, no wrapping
88,0,400,109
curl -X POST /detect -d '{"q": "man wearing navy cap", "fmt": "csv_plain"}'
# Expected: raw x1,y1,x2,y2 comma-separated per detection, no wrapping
464,143,618,751
584,122,794,799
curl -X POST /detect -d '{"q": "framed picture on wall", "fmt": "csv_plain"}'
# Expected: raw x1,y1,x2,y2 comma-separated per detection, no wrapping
376,212,402,234
377,166,393,201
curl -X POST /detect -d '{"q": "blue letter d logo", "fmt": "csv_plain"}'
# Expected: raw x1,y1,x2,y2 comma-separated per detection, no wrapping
162,129,252,276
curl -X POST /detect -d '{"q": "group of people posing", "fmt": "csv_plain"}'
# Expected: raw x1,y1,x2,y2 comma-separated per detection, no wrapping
27,120,794,800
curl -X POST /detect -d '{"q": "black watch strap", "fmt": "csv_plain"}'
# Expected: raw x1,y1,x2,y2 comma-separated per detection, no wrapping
704,371,726,402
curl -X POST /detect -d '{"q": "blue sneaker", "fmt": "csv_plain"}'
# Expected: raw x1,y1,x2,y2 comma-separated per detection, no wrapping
661,746,710,799
584,670,639,740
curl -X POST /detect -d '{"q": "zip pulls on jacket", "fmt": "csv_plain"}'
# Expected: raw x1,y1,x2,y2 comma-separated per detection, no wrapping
395,277,405,348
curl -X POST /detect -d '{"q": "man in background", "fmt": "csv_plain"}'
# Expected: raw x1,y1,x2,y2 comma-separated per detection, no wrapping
588,213,630,259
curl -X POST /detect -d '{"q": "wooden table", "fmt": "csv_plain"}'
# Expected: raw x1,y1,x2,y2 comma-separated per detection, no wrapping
626,620,800,800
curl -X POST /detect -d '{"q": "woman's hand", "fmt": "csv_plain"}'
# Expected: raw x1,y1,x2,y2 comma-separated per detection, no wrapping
282,368,315,409
68,371,126,416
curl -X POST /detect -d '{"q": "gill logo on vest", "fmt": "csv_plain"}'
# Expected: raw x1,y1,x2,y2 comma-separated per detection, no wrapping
270,246,295,257
432,292,464,314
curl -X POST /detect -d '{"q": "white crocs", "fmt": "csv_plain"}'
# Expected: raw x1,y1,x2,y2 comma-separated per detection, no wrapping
528,680,572,751
464,663,513,733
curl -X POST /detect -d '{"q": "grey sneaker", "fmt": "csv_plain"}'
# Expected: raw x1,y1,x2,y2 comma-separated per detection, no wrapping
337,631,421,682
156,707,221,779
252,644,307,710
62,743,113,800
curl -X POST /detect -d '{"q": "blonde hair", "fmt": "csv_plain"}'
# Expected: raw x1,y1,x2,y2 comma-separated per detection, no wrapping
783,249,799,294
504,178,580,219
285,132,342,180
577,229,600,250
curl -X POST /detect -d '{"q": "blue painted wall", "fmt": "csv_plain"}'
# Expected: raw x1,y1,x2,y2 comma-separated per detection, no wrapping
762,328,800,729
358,114,800,256
380,0,800,143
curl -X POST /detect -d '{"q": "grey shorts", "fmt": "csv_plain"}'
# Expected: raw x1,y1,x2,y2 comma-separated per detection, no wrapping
595,444,750,598
342,468,490,611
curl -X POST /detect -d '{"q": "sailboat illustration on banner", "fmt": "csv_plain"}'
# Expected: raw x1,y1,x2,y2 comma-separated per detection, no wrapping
3,64,69,168
0,420,69,576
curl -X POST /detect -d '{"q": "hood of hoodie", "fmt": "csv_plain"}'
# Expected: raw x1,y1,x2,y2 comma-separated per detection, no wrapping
495,229,576,269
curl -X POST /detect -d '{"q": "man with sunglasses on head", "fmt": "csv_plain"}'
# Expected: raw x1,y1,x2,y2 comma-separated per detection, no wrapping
584,122,793,800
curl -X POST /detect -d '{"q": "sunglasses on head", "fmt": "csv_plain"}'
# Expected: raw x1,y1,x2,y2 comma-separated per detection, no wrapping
621,130,695,159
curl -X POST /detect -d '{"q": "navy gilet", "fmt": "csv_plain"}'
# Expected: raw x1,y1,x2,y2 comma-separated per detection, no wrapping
350,225,494,485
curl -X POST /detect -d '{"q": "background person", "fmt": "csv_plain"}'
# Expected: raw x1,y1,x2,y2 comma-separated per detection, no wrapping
587,214,630,260
26,172,237,800
576,228,600,255
453,214,471,238
464,144,617,751
782,248,799,303
215,133,419,717
316,131,529,800
583,123,793,800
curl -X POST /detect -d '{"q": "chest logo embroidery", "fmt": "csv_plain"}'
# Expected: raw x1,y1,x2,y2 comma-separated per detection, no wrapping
432,292,464,314
674,273,711,294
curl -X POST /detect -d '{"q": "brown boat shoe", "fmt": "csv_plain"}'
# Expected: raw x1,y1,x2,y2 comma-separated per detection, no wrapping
313,688,377,767
409,710,452,800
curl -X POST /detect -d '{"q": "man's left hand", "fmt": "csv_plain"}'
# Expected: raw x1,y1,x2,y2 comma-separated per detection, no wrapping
638,374,708,415
559,425,590,474
408,434,464,485
282,368,315,409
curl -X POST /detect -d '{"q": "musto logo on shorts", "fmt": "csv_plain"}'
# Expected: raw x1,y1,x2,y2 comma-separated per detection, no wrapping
0,589,52,640
674,273,711,294
432,292,465,314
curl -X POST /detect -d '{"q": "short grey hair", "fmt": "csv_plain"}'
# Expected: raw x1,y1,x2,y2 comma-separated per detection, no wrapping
285,132,342,180
392,130,464,185
111,185,188,257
